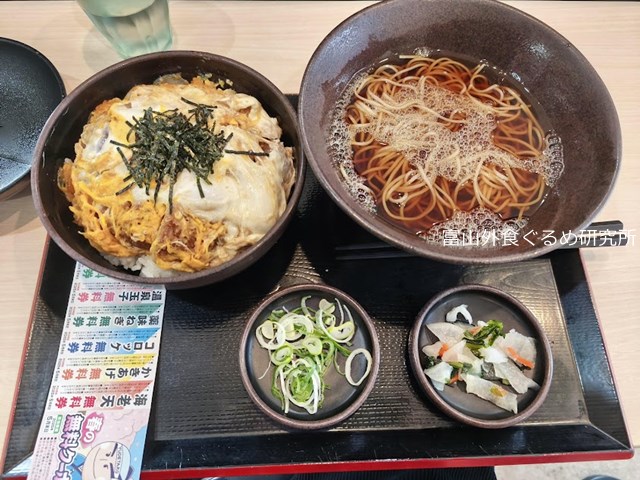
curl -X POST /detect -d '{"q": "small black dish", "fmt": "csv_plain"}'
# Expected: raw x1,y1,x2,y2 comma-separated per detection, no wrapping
0,38,65,200
408,284,553,428
240,283,380,430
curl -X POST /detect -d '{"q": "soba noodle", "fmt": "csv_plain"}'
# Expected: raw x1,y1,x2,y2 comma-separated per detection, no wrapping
333,54,563,239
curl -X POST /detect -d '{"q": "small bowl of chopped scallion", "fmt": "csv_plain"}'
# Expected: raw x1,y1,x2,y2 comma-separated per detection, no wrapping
240,283,380,430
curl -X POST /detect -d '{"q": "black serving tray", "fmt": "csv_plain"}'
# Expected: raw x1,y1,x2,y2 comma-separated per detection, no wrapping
1,101,633,478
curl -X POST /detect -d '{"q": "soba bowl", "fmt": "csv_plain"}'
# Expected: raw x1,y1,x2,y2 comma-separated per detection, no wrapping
299,0,620,264
32,51,305,289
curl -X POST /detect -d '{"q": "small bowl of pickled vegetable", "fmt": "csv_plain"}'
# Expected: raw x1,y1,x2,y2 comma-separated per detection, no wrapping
239,283,380,429
408,284,553,428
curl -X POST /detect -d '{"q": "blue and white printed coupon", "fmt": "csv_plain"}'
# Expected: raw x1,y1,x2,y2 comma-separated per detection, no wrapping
28,263,165,480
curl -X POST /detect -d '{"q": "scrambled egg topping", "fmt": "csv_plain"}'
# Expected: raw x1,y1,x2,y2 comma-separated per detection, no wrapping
58,77,295,276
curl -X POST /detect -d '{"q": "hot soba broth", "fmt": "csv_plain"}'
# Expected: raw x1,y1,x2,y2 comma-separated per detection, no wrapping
330,52,564,245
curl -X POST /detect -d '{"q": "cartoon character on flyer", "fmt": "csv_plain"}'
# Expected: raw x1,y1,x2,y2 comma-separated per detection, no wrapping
69,441,133,480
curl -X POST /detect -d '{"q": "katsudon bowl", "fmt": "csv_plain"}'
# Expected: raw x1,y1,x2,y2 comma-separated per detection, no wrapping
299,0,620,264
32,51,305,289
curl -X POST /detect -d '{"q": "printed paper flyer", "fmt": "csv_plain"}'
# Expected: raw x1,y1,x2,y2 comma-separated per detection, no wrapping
28,263,165,480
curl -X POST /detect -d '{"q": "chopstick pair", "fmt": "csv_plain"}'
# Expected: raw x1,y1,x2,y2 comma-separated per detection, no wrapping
335,220,628,261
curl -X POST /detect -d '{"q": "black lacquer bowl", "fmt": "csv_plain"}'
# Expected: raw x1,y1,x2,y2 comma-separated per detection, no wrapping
0,38,65,200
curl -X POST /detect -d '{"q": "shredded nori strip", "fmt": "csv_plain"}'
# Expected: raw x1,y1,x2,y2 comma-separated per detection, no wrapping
224,149,269,157
112,96,267,212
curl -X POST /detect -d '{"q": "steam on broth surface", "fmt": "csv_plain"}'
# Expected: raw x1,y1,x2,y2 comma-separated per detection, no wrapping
331,53,564,244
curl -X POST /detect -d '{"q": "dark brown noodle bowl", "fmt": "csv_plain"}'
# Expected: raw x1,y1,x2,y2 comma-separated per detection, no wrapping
299,0,620,264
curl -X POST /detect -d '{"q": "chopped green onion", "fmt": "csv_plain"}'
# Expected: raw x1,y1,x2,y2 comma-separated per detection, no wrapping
271,345,293,365
256,296,372,414
345,348,372,386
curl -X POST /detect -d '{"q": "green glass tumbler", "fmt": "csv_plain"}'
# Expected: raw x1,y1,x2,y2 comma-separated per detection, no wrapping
77,0,173,58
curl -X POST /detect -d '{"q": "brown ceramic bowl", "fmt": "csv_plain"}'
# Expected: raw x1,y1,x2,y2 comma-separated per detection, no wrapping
239,283,380,430
32,51,305,289
408,285,553,428
299,0,620,264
